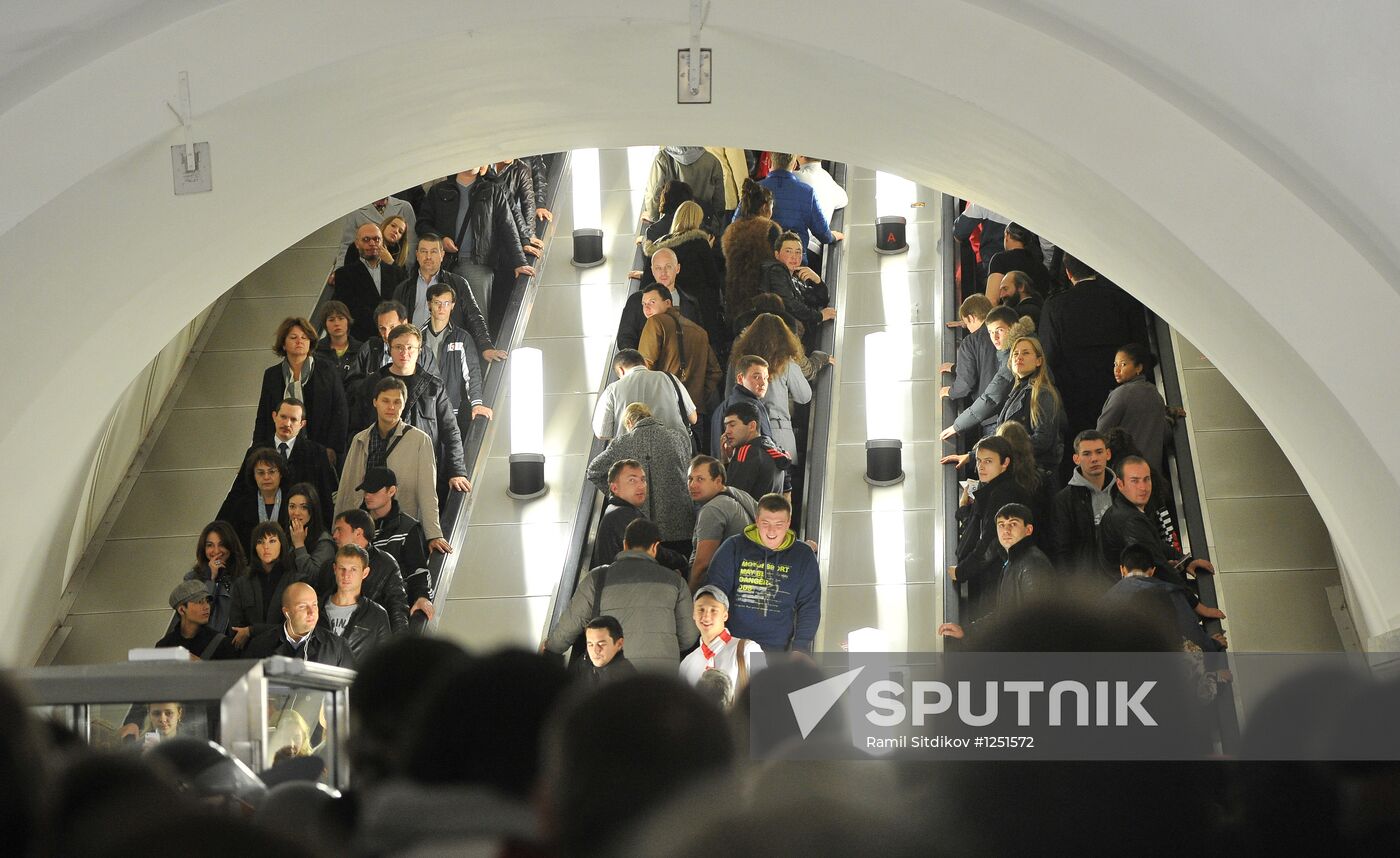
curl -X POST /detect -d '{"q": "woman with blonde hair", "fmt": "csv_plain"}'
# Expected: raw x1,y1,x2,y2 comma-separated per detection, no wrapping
729,313,832,471
997,336,1065,470
379,214,411,267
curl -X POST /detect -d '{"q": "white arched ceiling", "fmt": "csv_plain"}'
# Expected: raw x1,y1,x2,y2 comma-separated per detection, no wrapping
2,0,1398,663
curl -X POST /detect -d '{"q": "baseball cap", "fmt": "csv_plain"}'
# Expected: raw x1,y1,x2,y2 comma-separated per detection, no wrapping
356,466,398,493
693,584,729,610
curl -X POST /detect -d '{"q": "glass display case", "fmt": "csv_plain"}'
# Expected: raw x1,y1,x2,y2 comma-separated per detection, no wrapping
21,657,355,788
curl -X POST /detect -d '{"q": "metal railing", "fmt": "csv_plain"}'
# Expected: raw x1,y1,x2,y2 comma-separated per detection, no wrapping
940,194,962,632
797,164,848,540
301,155,565,634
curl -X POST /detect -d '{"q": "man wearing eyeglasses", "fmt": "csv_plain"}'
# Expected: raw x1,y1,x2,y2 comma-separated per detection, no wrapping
390,233,506,362
421,283,492,436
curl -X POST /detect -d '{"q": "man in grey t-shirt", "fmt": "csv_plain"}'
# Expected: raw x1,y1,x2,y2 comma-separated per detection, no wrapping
686,455,757,590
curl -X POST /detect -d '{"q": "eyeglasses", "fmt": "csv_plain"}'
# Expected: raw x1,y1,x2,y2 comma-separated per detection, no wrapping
429,300,454,308
391,344,419,353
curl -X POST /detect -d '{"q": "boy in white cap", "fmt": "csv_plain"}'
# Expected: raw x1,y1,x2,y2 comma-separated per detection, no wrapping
678,585,764,693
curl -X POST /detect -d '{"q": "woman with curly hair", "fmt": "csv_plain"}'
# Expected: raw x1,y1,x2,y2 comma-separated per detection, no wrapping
998,336,1066,470
728,313,832,466
721,179,782,327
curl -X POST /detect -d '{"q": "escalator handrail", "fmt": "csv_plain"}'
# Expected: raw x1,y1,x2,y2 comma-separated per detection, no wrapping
547,209,650,637
940,194,962,631
422,153,568,632
298,155,564,634
798,163,848,541
1147,312,1241,751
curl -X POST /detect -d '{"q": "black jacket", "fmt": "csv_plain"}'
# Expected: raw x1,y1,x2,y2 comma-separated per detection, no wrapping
759,259,826,338
416,175,527,270
215,485,290,562
370,501,433,606
389,267,494,355
351,335,437,386
313,544,410,634
223,437,337,530
331,259,408,342
1050,476,1117,577
317,596,392,664
1010,293,1044,330
245,625,356,669
992,537,1056,616
725,435,791,501
350,367,466,479
590,501,689,575
588,653,638,687
1103,575,1219,652
316,334,363,388
1036,278,1148,437
495,160,538,243
1097,494,1196,601
154,624,239,661
955,470,1034,609
252,360,349,464
229,564,309,639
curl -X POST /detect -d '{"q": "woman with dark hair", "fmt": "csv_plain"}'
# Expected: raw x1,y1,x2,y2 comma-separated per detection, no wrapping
228,522,302,649
721,179,782,326
285,483,334,581
215,446,291,554
178,521,247,634
728,313,832,468
954,436,1035,618
995,420,1056,548
252,316,348,465
997,335,1066,470
1098,342,1173,473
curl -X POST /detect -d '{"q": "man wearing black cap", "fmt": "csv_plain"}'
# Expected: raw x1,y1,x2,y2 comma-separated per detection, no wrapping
360,466,436,620
156,581,239,661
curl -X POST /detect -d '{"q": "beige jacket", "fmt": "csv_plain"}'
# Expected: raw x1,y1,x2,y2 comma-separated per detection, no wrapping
336,422,443,540
706,147,750,210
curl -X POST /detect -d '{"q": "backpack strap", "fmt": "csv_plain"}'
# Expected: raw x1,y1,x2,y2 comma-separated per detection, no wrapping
198,633,227,661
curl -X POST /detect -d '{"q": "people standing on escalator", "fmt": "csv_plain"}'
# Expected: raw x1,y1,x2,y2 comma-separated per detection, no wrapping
996,335,1066,471
722,180,782,329
640,201,726,345
416,167,535,325
986,222,1050,303
727,312,832,474
641,147,727,230
586,406,697,563
745,153,843,265
720,401,791,502
637,280,722,412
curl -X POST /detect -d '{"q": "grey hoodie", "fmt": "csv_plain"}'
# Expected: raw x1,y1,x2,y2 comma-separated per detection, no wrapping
1068,466,1117,524
665,146,707,166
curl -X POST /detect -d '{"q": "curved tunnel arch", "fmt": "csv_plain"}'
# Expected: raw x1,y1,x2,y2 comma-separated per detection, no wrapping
3,0,1398,662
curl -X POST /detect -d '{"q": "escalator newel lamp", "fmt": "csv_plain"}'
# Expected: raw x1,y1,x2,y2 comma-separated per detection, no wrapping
570,147,606,268
875,215,908,255
507,346,548,499
863,331,906,486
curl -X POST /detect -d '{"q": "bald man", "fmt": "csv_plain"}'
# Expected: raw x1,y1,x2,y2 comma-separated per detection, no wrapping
331,223,408,342
244,582,356,668
616,246,702,351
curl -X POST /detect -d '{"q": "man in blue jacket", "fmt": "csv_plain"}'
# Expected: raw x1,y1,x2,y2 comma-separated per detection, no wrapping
706,493,820,652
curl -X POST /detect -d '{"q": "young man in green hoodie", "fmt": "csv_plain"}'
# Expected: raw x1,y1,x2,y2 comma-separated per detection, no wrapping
705,494,821,652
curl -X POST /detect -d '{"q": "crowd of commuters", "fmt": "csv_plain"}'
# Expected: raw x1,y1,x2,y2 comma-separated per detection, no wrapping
938,203,1217,651
161,158,555,672
561,150,843,688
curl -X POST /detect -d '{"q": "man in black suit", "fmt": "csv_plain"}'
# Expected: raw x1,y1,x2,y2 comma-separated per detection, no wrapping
225,398,338,527
330,223,407,343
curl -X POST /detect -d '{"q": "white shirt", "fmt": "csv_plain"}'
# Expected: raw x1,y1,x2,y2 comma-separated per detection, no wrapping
793,161,849,222
679,631,764,688
592,365,696,439
273,434,298,460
